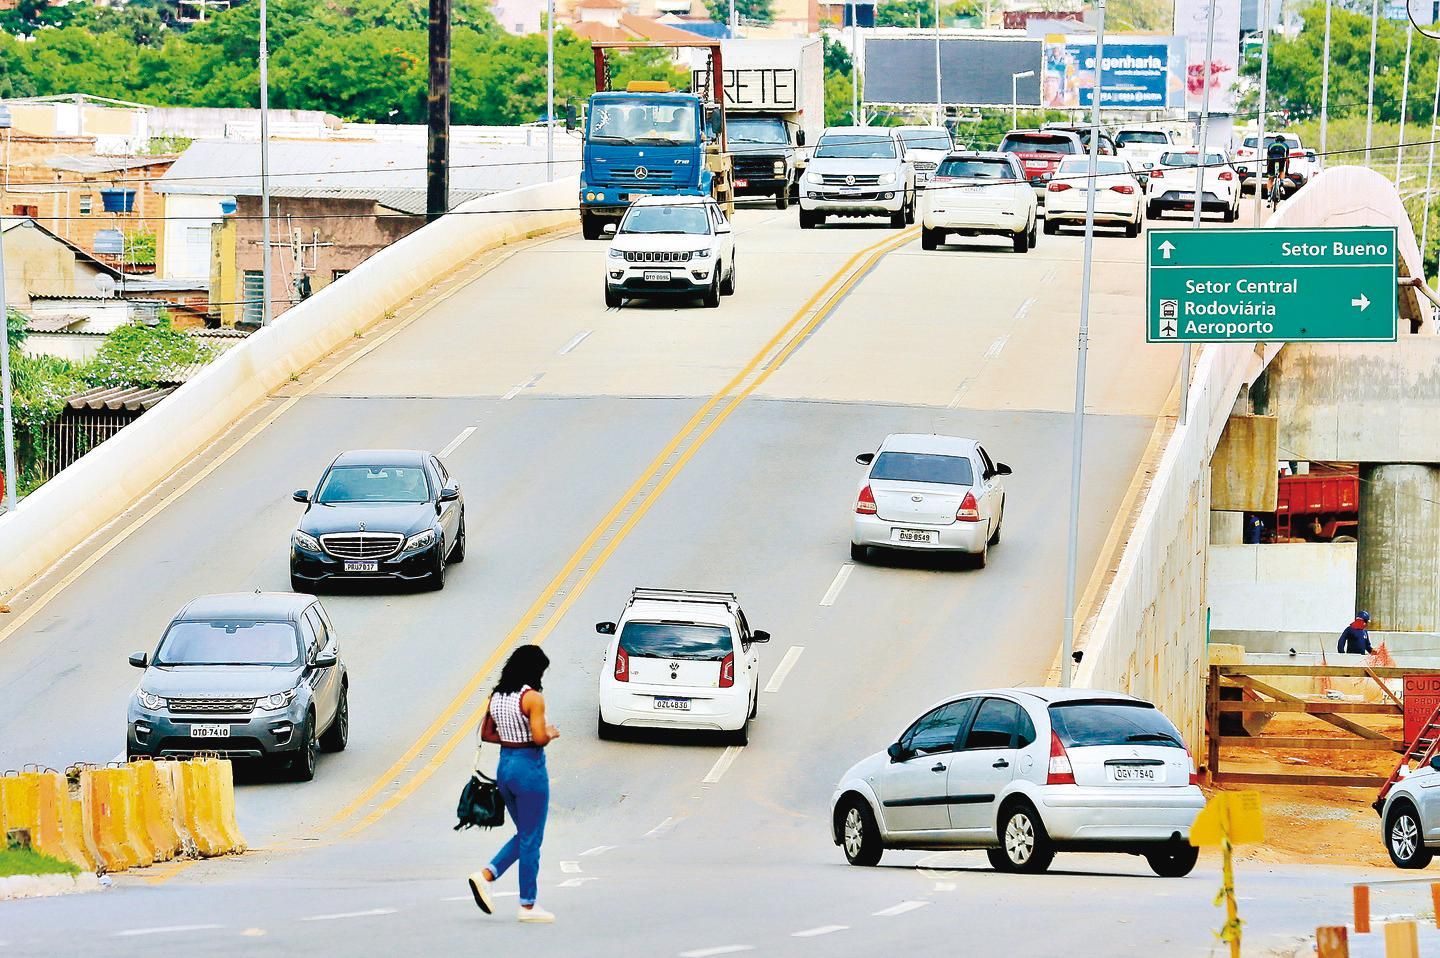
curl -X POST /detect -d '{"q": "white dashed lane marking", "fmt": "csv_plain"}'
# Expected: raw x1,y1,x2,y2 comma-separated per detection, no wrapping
299,909,397,922
580,845,615,856
558,330,593,355
678,947,754,957
113,925,224,938
439,426,477,458
763,646,804,694
873,901,930,917
819,564,854,607
645,817,676,838
702,746,743,785
559,861,581,874
502,374,542,400
792,925,848,938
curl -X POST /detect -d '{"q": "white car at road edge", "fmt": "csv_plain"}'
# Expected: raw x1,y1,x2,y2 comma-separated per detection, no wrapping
920,152,1037,253
830,687,1206,876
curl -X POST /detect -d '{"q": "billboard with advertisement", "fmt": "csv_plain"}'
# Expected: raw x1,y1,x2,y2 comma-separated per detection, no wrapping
1042,39,1185,109
1176,0,1241,113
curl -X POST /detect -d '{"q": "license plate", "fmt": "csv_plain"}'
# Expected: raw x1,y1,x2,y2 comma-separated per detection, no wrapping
344,560,379,573
189,725,230,739
654,697,691,711
1108,765,1159,783
735,178,748,187
643,270,669,283
895,529,936,544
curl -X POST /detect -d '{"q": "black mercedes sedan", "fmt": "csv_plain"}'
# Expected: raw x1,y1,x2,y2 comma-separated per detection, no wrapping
290,449,465,592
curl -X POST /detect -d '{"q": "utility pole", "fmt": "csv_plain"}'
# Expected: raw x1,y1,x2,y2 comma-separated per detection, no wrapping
1364,0,1378,166
1423,53,1440,271
1319,0,1332,159
259,0,273,326
1186,0,1217,428
933,0,942,127
1061,0,1106,687
0,214,17,515
426,0,452,222
1396,25,1413,184
547,0,555,181
1254,0,1270,227
851,0,860,124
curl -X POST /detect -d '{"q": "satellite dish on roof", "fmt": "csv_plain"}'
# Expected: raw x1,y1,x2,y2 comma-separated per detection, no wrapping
95,274,117,297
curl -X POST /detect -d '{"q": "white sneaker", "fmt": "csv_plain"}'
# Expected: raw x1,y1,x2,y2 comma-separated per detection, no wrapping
517,904,555,923
467,872,493,914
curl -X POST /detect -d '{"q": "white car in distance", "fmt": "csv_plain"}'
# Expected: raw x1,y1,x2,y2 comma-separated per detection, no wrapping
604,195,736,309
1144,150,1240,222
921,152,1037,252
851,434,1009,568
596,588,769,745
1044,156,1144,237
897,125,955,188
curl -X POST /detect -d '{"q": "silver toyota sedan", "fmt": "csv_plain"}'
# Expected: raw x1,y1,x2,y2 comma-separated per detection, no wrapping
850,434,1010,567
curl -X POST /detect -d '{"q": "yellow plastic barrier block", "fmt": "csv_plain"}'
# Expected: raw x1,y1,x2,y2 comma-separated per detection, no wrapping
20,772,73,869
130,761,181,863
197,758,246,855
107,766,157,866
175,760,226,857
80,769,141,872
0,773,38,839
58,782,95,871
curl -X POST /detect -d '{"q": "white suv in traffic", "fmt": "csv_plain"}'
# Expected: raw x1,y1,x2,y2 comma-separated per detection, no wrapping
596,588,769,745
799,127,916,229
1144,150,1240,222
831,688,1206,876
604,195,736,309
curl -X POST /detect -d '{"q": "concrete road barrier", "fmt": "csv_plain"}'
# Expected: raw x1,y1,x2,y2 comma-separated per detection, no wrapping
0,177,578,601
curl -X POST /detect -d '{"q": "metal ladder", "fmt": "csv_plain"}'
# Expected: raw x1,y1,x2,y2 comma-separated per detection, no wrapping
1375,702,1440,812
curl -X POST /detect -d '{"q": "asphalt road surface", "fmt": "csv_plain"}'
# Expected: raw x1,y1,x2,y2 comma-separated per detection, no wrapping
0,206,1308,957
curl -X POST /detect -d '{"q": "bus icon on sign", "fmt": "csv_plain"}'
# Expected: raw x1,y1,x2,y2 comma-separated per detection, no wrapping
1159,300,1179,338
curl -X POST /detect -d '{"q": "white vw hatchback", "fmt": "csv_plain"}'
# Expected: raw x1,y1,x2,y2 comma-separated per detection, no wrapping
596,588,769,745
850,434,1009,567
830,688,1206,876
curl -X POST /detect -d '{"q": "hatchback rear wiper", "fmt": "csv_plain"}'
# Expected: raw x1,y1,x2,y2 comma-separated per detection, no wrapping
1126,732,1182,746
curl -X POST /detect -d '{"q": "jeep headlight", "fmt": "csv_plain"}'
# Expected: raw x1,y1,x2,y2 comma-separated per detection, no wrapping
877,172,896,185
256,687,299,712
608,248,624,259
403,529,437,552
137,690,166,711
692,248,712,258
292,530,320,552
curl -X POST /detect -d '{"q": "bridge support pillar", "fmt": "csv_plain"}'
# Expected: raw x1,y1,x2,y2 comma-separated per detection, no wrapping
1210,511,1243,544
1357,463,1440,631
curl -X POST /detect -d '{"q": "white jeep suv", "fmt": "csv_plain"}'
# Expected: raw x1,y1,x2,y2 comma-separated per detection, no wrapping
604,195,736,308
596,588,770,745
799,126,916,229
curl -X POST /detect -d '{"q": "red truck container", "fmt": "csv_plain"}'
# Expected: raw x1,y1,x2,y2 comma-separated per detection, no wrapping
1274,469,1359,540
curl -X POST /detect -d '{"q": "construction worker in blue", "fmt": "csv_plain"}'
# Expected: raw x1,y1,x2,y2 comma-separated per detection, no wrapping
1338,610,1373,654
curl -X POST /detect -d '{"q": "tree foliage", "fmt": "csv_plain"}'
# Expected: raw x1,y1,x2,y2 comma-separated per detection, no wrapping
86,317,212,388
0,0,685,124
702,0,773,24
874,0,978,28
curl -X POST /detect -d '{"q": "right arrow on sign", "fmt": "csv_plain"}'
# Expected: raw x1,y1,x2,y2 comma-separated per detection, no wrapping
1159,240,1176,260
1352,293,1371,311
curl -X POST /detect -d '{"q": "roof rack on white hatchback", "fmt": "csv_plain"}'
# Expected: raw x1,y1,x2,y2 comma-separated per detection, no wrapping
629,587,739,609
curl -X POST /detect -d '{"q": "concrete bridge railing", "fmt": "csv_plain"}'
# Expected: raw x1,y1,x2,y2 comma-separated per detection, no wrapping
0,177,579,600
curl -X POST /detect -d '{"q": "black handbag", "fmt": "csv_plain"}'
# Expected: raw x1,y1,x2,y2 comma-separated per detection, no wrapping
455,750,505,831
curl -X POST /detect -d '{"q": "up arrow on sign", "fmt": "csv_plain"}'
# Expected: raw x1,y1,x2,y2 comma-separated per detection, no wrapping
1352,293,1371,311
1158,240,1176,260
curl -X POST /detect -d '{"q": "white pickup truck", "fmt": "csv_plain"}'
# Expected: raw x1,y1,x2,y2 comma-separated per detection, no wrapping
1114,127,1189,181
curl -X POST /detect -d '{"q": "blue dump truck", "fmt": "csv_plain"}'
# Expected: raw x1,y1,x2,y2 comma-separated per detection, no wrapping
574,41,735,240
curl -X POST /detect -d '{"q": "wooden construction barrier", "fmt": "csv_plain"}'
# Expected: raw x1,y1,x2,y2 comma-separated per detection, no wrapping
1384,920,1419,958
1316,925,1349,958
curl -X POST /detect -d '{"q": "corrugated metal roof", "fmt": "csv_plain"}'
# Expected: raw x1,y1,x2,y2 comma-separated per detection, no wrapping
25,315,89,334
189,327,249,339
263,185,491,214
45,155,176,175
64,385,175,412
155,139,565,198
156,363,210,385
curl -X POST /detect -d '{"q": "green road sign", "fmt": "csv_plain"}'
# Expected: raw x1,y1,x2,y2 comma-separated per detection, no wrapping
1146,227,1399,343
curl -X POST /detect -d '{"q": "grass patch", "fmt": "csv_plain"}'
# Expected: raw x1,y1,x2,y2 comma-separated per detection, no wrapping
0,847,81,878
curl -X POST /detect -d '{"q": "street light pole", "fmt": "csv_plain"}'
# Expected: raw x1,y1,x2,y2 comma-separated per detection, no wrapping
1011,70,1035,130
1254,0,1270,227
1422,53,1440,271
1364,0,1378,166
933,0,942,127
1061,0,1106,687
259,0,273,326
851,0,860,124
547,0,555,181
1319,0,1332,159
0,215,17,515
1185,0,1218,428
1396,25,1413,184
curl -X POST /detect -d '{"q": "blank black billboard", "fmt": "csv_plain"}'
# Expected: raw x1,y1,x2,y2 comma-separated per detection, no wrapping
865,37,1044,107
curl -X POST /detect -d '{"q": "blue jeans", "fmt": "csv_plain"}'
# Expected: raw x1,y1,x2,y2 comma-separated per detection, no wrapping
488,746,549,906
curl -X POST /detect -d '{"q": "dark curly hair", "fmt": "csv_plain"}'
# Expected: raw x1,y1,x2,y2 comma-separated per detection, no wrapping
495,644,550,694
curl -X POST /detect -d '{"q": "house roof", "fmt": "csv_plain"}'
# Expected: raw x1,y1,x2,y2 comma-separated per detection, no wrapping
263,185,492,215
576,0,625,9
155,140,562,198
25,315,93,334
45,155,176,175
570,13,706,41
0,217,122,278
63,385,175,412
189,327,249,340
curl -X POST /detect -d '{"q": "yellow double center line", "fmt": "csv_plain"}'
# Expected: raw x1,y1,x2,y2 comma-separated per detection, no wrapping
325,226,917,839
